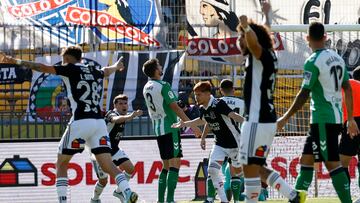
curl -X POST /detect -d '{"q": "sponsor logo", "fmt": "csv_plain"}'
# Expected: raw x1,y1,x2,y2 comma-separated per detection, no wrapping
168,91,175,99
255,145,268,157
0,155,37,187
71,138,85,149
99,136,110,146
303,71,312,86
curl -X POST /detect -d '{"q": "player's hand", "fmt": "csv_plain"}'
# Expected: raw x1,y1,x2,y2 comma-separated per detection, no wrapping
239,15,249,29
111,56,125,71
276,116,287,131
171,120,185,129
347,119,360,139
191,126,202,138
133,110,143,117
0,52,17,64
200,138,206,150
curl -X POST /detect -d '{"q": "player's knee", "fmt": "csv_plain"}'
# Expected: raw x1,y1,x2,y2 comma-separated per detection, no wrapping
208,163,221,176
99,178,108,186
126,164,135,175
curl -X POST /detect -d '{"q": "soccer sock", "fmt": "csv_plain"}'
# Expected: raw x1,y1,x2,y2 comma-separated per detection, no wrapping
92,181,105,200
244,177,261,203
295,165,314,191
115,173,132,198
266,171,297,200
124,171,132,181
208,162,228,202
231,176,241,201
343,167,351,183
158,169,168,203
206,176,216,201
56,177,68,203
166,167,179,202
330,167,352,203
357,162,360,187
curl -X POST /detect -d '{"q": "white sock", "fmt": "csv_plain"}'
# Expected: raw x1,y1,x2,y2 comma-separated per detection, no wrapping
56,177,68,203
266,171,297,200
208,162,228,202
244,177,261,203
92,181,105,200
115,173,131,198
124,171,132,181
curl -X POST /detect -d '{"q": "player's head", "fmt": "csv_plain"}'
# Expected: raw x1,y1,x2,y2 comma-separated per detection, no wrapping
61,46,82,65
307,22,327,49
353,66,360,81
142,58,163,80
193,81,212,106
237,21,273,55
113,94,128,115
220,79,234,96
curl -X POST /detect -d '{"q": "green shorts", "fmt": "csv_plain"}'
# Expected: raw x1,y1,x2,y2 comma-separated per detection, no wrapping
156,130,183,160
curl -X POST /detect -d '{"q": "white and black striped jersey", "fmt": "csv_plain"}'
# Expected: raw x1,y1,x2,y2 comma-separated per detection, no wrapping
243,48,277,123
104,109,125,155
200,96,240,148
54,63,103,121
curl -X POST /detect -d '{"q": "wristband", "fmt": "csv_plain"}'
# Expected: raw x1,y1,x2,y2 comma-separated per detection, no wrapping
243,26,252,33
15,59,22,65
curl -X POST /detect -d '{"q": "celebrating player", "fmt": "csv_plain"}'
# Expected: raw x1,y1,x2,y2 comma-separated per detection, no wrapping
0,47,138,203
91,94,143,203
277,22,360,203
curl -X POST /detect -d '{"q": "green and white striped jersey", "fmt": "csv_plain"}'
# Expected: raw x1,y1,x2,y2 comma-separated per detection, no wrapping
301,49,350,124
143,79,179,136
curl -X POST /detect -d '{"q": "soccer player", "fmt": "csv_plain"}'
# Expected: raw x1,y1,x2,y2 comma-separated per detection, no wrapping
237,14,306,203
173,81,244,203
91,94,143,203
142,58,201,203
277,22,360,203
0,47,138,203
339,66,360,201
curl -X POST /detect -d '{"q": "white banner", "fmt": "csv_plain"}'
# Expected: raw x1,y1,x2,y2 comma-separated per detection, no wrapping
0,137,359,202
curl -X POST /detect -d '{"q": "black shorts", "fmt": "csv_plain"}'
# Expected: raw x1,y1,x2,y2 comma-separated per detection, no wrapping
302,123,342,162
156,131,183,160
339,117,360,156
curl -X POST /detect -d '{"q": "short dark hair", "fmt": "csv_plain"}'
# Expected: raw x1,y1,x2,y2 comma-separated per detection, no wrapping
308,22,325,41
353,66,360,81
237,21,273,50
220,79,233,89
113,94,128,104
142,58,159,78
61,46,82,61
193,81,212,92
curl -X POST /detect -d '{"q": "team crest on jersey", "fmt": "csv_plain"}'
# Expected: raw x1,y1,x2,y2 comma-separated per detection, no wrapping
99,136,110,146
168,91,175,99
71,138,85,149
255,145,268,157
2,0,160,46
28,58,102,121
303,71,312,86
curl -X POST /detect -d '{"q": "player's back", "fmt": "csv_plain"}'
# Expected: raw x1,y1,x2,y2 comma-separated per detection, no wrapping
54,63,104,121
220,96,244,116
143,79,178,136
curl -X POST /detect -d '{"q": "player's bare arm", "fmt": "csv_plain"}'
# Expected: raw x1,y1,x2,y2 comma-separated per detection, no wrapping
169,102,202,137
228,112,244,123
111,110,143,124
239,15,263,59
342,80,360,137
261,1,272,28
102,56,125,77
200,123,210,150
0,52,56,74
277,88,310,130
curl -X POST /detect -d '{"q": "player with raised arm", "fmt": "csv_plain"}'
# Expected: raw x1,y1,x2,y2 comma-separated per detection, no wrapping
277,22,360,203
91,94,143,203
142,58,201,203
0,47,138,203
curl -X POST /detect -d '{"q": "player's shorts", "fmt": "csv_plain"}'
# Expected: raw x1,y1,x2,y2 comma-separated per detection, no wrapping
339,117,360,156
239,121,276,166
91,148,130,179
58,119,111,155
156,130,183,160
302,123,342,162
209,145,241,168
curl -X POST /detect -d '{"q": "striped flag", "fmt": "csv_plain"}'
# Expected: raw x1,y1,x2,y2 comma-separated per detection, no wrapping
107,50,185,111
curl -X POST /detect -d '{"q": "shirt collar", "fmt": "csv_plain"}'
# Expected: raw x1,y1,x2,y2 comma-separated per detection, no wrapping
203,95,214,110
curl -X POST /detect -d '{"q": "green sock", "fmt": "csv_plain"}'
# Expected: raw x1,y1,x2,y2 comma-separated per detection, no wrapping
158,169,168,202
207,176,216,199
166,167,179,202
295,166,314,191
330,167,352,203
231,177,241,201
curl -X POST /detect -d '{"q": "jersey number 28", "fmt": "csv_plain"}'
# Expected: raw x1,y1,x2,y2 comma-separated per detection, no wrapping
77,81,101,113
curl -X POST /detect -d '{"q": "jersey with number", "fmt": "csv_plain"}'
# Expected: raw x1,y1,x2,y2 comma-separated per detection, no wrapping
200,96,240,148
54,63,103,121
302,49,349,124
220,96,244,116
143,79,178,136
243,48,277,123
104,109,125,155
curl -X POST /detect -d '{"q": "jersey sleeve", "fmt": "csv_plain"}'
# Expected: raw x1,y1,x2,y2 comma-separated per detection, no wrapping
301,60,319,90
161,82,177,105
217,99,233,116
342,68,350,86
54,64,76,77
104,111,117,123
199,108,205,121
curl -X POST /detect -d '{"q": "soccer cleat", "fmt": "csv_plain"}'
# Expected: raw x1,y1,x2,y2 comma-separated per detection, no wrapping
90,198,101,203
203,199,214,203
113,190,126,203
126,191,138,203
288,190,307,203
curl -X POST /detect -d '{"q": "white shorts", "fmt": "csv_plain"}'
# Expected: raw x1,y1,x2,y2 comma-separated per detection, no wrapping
91,148,130,179
209,145,242,168
239,121,276,165
58,119,111,155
